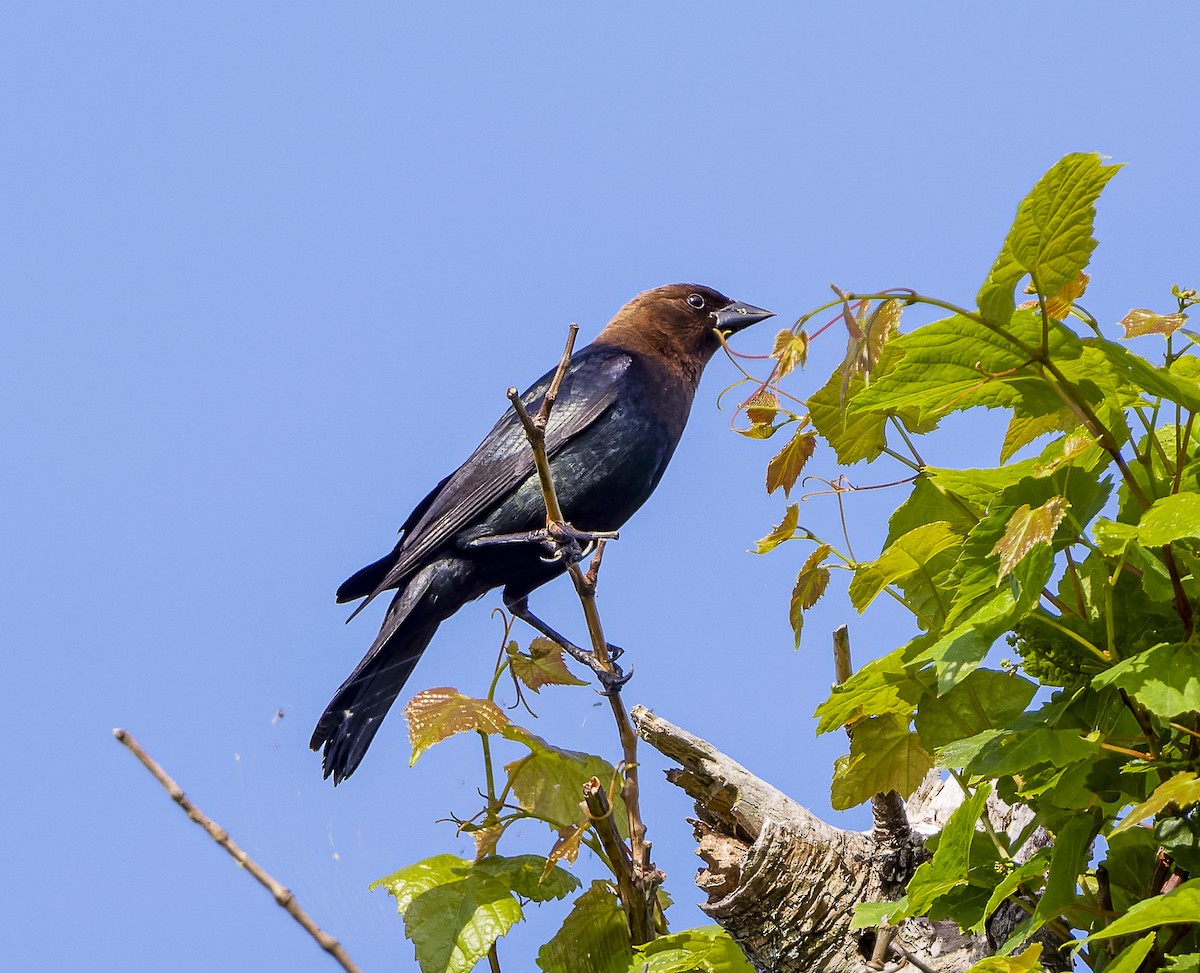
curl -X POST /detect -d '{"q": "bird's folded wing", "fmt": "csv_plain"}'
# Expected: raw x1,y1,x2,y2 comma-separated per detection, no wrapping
359,347,633,604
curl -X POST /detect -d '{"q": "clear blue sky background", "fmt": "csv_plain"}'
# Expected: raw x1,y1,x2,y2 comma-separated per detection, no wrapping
5,4,1199,970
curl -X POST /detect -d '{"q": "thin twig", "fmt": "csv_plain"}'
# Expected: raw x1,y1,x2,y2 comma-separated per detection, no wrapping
112,729,363,973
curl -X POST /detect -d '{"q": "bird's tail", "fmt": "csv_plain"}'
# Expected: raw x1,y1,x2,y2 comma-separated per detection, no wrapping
311,561,475,783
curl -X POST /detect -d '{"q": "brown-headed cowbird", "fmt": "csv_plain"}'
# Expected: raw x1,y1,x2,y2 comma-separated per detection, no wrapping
312,284,772,782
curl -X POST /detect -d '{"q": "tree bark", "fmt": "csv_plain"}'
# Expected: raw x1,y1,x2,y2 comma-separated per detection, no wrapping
631,706,1065,973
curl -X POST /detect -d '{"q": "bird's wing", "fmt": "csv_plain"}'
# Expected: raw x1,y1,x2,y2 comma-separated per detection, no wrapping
354,345,633,606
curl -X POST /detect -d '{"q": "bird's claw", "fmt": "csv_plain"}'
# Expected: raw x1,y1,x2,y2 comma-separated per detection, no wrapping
597,662,633,696
606,642,624,662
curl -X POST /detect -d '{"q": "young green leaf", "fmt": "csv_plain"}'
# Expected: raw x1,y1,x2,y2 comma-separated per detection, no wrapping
371,854,524,973
536,881,632,973
470,854,580,903
1119,307,1188,339
766,427,816,497
806,367,890,464
1112,772,1200,835
789,544,831,648
1082,878,1200,943
978,152,1120,327
962,943,1044,973
814,642,933,734
990,497,1068,581
1136,493,1200,546
633,926,756,972
754,503,799,554
502,727,627,834
914,668,1038,750
771,327,809,379
1094,642,1200,718
830,714,934,810
849,311,1068,425
1097,936,1156,973
510,637,589,692
848,521,961,613
405,688,511,765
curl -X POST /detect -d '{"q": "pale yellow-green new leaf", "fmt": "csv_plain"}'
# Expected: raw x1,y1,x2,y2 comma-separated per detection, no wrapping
990,497,1068,581
964,943,1044,973
754,503,799,554
771,327,809,379
1119,307,1188,339
405,688,510,766
1112,772,1200,834
766,427,816,497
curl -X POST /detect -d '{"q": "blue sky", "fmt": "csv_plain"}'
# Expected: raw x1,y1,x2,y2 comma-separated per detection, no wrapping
5,4,1199,970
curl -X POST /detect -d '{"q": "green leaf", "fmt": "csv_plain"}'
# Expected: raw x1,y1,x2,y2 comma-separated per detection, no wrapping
771,327,809,379
1165,954,1200,973
915,668,1038,750
966,727,1101,778
470,855,580,903
978,152,1120,327
848,522,961,613
972,854,1051,934
1113,772,1200,834
1103,823,1159,914
1137,493,1200,546
509,638,589,692
1120,307,1188,339
831,714,933,810
807,367,889,465
790,544,831,648
754,503,799,554
503,727,627,834
814,643,932,734
1083,878,1200,942
990,497,1068,581
850,899,904,930
1100,935,1156,973
897,783,993,917
1083,336,1200,413
1032,810,1097,927
1000,409,1077,465
848,311,1067,425
632,926,755,973
405,688,511,765
371,855,523,973
537,881,632,973
766,427,816,497
1094,642,1200,718
926,459,1040,514
963,943,1044,973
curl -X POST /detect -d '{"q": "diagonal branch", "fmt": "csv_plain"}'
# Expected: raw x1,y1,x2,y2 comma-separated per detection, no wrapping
113,729,363,973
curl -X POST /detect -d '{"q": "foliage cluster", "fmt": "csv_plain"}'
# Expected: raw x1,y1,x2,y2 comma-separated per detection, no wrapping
747,153,1200,972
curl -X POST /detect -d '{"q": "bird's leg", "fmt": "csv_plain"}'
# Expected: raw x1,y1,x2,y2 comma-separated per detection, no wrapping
503,592,632,694
465,524,620,565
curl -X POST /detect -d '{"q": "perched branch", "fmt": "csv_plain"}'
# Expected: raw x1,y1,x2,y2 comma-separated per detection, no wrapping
113,729,363,973
506,326,661,944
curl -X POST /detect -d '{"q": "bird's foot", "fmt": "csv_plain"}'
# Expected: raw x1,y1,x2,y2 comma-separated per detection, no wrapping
465,523,619,564
540,521,620,564
558,639,632,694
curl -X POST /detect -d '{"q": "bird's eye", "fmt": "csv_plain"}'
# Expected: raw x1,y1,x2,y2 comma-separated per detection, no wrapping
687,293,706,310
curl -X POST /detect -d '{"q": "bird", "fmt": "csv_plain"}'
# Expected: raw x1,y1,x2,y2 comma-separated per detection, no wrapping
312,283,773,782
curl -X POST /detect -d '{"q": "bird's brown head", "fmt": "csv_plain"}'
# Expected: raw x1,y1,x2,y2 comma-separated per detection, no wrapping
595,284,774,386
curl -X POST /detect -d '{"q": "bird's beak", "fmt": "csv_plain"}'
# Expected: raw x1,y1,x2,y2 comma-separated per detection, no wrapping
713,300,774,334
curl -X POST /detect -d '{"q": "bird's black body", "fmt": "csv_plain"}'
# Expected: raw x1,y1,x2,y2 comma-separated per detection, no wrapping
312,284,772,782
